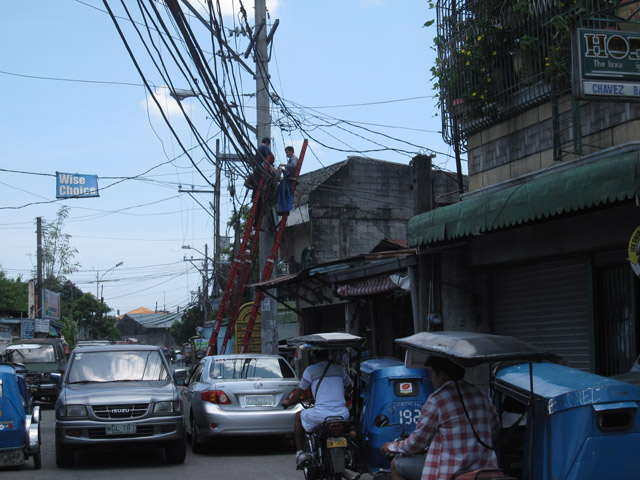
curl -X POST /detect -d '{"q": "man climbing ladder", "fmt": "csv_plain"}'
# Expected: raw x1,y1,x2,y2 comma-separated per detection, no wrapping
206,139,308,356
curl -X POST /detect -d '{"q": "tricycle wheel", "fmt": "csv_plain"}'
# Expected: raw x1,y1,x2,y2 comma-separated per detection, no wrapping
165,434,187,464
55,442,75,468
33,451,42,469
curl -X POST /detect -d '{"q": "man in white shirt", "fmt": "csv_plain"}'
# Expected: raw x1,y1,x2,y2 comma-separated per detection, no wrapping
281,349,353,466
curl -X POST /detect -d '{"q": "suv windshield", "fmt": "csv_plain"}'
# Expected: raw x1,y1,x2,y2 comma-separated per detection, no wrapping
210,357,295,379
8,345,56,363
67,350,170,383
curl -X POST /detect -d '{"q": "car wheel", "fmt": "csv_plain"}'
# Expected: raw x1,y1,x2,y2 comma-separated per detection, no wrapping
55,441,75,468
165,434,187,464
190,417,204,454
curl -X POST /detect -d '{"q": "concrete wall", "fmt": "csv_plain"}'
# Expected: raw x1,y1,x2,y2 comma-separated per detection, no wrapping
467,98,640,191
308,158,413,264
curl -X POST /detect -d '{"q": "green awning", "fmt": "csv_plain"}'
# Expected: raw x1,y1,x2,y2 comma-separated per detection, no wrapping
408,148,640,247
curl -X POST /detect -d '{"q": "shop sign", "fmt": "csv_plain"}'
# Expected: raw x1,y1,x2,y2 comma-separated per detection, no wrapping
35,318,50,333
56,172,99,198
21,319,34,339
573,28,640,101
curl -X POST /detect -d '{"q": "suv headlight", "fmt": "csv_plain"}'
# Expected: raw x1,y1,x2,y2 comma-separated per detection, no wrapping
57,405,88,418
154,400,182,414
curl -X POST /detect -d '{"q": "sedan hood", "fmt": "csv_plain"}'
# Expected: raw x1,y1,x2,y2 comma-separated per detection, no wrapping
61,380,177,405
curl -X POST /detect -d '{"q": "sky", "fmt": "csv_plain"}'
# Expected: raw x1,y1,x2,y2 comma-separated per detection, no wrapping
0,0,462,317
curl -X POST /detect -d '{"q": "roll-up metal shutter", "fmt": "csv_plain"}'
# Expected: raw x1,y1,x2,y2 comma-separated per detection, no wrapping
491,256,591,371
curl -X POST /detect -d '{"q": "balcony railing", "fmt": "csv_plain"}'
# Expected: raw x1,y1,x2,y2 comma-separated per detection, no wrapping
435,0,640,151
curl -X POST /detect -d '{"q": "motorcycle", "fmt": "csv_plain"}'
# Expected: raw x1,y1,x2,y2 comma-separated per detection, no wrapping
286,332,367,480
300,415,360,480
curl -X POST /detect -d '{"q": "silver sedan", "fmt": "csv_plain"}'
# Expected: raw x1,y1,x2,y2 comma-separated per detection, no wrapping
182,354,303,453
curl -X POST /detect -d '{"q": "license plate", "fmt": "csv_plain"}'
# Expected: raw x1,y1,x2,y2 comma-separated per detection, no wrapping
245,395,273,407
327,437,347,448
106,423,137,435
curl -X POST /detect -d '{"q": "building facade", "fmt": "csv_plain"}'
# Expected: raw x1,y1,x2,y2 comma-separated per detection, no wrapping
408,0,640,375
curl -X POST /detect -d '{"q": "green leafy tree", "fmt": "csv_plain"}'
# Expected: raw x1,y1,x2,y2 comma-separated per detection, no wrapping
73,292,120,341
60,280,83,322
61,316,78,349
170,306,205,345
0,268,28,315
39,205,80,282
92,315,121,342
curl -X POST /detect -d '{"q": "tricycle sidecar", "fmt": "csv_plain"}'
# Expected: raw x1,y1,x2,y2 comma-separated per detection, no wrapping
0,362,41,469
358,358,433,475
395,331,640,480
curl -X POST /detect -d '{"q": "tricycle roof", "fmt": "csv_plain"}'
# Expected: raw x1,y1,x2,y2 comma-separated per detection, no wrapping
286,332,365,350
396,331,551,367
495,362,640,414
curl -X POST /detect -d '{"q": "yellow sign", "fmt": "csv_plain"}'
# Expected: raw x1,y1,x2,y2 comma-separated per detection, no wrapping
235,302,261,353
629,226,640,278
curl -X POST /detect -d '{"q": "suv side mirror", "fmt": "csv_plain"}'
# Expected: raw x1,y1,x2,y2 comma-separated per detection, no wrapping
50,372,62,385
174,368,187,386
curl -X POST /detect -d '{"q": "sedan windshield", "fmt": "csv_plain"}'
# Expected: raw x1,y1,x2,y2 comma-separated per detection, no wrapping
210,357,295,379
8,345,55,363
67,350,170,383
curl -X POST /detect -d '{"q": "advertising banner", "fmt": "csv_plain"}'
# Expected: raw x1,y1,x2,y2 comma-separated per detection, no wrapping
43,289,61,320
56,172,99,198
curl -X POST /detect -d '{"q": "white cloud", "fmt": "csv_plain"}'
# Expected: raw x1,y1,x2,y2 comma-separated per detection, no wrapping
141,87,196,121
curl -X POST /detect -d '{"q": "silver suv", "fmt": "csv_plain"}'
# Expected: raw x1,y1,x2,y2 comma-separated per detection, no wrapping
54,344,187,468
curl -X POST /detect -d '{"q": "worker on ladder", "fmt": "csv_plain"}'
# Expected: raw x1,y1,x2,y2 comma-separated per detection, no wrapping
276,146,298,213
246,137,278,192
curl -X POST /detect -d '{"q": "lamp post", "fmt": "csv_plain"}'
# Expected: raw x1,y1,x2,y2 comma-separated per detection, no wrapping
182,245,210,323
96,261,124,302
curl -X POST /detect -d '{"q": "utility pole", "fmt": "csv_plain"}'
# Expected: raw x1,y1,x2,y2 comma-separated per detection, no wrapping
255,0,278,355
214,139,222,301
36,217,43,319
182,245,210,324
203,243,209,323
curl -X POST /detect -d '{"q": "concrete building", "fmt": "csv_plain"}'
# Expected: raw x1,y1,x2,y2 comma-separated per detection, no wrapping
408,0,640,375
255,156,462,357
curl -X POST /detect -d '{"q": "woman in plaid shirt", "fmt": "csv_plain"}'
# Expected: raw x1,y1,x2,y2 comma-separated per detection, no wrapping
380,357,500,480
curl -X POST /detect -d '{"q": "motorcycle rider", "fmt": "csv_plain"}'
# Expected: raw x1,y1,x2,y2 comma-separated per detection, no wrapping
281,349,353,467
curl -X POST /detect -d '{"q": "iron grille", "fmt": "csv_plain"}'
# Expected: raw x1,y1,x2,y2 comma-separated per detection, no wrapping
435,0,640,154
92,404,149,419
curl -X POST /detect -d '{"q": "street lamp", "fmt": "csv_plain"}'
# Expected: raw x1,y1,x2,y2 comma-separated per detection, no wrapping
169,87,257,134
182,244,206,257
96,261,124,301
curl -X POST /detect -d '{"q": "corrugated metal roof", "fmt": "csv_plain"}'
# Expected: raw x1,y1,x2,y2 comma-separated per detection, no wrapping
124,311,183,329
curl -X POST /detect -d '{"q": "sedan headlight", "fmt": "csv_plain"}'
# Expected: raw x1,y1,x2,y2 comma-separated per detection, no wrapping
154,400,181,414
57,405,88,418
